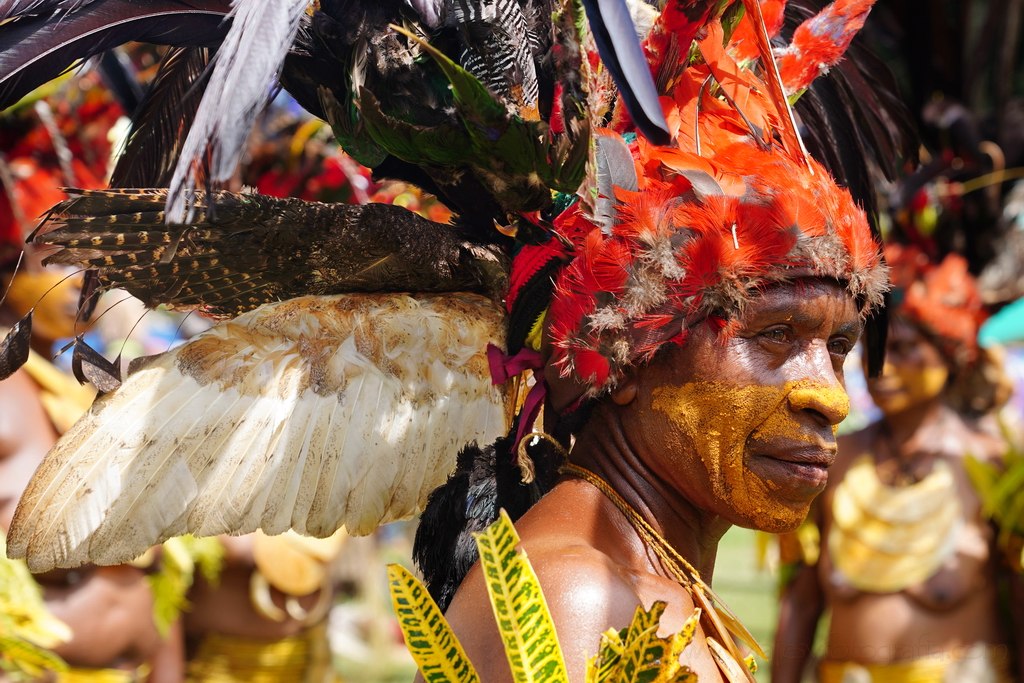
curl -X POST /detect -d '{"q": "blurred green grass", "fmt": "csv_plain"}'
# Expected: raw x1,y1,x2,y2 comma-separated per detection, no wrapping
712,526,778,682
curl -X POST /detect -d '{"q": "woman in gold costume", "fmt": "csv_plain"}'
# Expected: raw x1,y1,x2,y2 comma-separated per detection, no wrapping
773,244,1024,683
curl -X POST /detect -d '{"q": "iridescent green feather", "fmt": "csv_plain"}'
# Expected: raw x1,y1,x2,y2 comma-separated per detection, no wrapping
388,564,481,683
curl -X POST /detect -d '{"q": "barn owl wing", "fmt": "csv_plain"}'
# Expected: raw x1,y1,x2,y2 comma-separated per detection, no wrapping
8,293,507,572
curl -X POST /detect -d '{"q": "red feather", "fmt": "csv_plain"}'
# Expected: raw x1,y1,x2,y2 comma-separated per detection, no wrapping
729,0,786,62
776,0,877,95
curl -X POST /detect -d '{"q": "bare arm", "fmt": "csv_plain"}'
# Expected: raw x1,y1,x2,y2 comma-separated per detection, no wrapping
771,559,824,683
146,618,185,683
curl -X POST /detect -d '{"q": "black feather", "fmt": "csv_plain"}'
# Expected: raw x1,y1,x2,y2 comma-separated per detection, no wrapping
782,2,917,379
110,46,212,188
0,0,96,21
96,50,143,115
412,420,564,611
70,335,120,392
0,310,31,381
0,0,232,111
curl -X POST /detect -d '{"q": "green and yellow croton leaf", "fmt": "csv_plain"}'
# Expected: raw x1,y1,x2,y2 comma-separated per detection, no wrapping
475,509,570,682
388,509,705,682
586,603,700,683
388,563,480,683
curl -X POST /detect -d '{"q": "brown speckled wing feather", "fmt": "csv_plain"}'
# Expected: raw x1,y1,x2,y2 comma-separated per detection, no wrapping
32,189,507,318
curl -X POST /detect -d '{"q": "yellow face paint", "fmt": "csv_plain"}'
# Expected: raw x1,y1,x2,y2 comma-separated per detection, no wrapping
2,270,82,342
651,380,849,531
868,363,948,416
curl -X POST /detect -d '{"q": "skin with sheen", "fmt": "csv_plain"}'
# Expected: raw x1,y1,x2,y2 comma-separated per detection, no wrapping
438,279,862,683
651,380,850,531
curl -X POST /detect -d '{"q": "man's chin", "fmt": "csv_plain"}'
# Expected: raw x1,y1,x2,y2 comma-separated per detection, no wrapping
731,500,810,534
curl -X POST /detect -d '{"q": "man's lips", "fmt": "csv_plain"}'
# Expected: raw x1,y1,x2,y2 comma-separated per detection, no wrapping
758,442,837,467
749,442,837,494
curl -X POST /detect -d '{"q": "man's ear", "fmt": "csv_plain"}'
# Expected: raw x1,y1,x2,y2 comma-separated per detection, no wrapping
610,377,638,405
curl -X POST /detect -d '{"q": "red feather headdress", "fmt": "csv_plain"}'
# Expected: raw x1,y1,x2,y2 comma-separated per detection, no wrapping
533,0,889,398
886,244,986,368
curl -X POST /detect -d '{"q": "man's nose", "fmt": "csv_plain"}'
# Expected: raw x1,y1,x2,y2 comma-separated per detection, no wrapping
786,345,850,426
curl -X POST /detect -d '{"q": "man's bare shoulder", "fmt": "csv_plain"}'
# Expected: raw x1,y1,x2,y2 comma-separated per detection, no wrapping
439,532,648,682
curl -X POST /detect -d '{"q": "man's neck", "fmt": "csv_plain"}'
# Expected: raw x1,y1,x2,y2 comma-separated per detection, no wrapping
883,397,951,458
568,406,730,582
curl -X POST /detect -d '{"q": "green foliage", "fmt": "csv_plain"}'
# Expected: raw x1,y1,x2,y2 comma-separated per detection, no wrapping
585,603,700,683
148,535,225,636
0,532,70,680
388,564,480,683
388,510,704,682
474,510,569,682
965,425,1024,569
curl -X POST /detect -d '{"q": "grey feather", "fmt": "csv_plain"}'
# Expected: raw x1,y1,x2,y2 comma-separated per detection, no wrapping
594,133,637,234
167,0,309,223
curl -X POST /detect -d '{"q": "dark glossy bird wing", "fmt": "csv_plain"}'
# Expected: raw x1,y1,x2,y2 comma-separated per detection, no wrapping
0,0,232,110
32,189,508,317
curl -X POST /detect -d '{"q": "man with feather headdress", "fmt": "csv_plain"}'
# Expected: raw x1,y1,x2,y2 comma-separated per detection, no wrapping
0,0,915,680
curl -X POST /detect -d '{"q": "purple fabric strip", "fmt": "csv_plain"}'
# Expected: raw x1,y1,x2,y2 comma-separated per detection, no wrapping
486,343,548,448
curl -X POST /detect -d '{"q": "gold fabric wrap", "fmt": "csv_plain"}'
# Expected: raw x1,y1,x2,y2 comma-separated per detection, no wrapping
829,455,961,593
56,666,145,683
186,620,335,683
819,644,1014,683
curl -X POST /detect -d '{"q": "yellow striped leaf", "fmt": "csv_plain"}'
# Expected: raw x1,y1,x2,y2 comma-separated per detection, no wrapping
473,509,569,682
0,635,68,678
387,564,480,683
586,603,702,683
586,627,627,683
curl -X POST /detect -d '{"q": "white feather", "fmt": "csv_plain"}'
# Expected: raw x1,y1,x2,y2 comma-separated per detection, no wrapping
8,293,507,571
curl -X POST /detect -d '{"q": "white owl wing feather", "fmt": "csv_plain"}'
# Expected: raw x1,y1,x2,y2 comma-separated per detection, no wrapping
8,293,507,572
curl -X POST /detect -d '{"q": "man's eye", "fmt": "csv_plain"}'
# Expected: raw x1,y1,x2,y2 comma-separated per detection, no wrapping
828,338,853,356
761,328,791,344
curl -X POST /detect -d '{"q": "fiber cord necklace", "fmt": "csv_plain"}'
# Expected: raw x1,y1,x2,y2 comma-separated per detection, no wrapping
562,463,763,683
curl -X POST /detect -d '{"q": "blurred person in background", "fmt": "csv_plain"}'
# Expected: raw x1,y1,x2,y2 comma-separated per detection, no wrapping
0,76,185,682
182,531,344,683
0,245,185,682
772,244,1024,683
